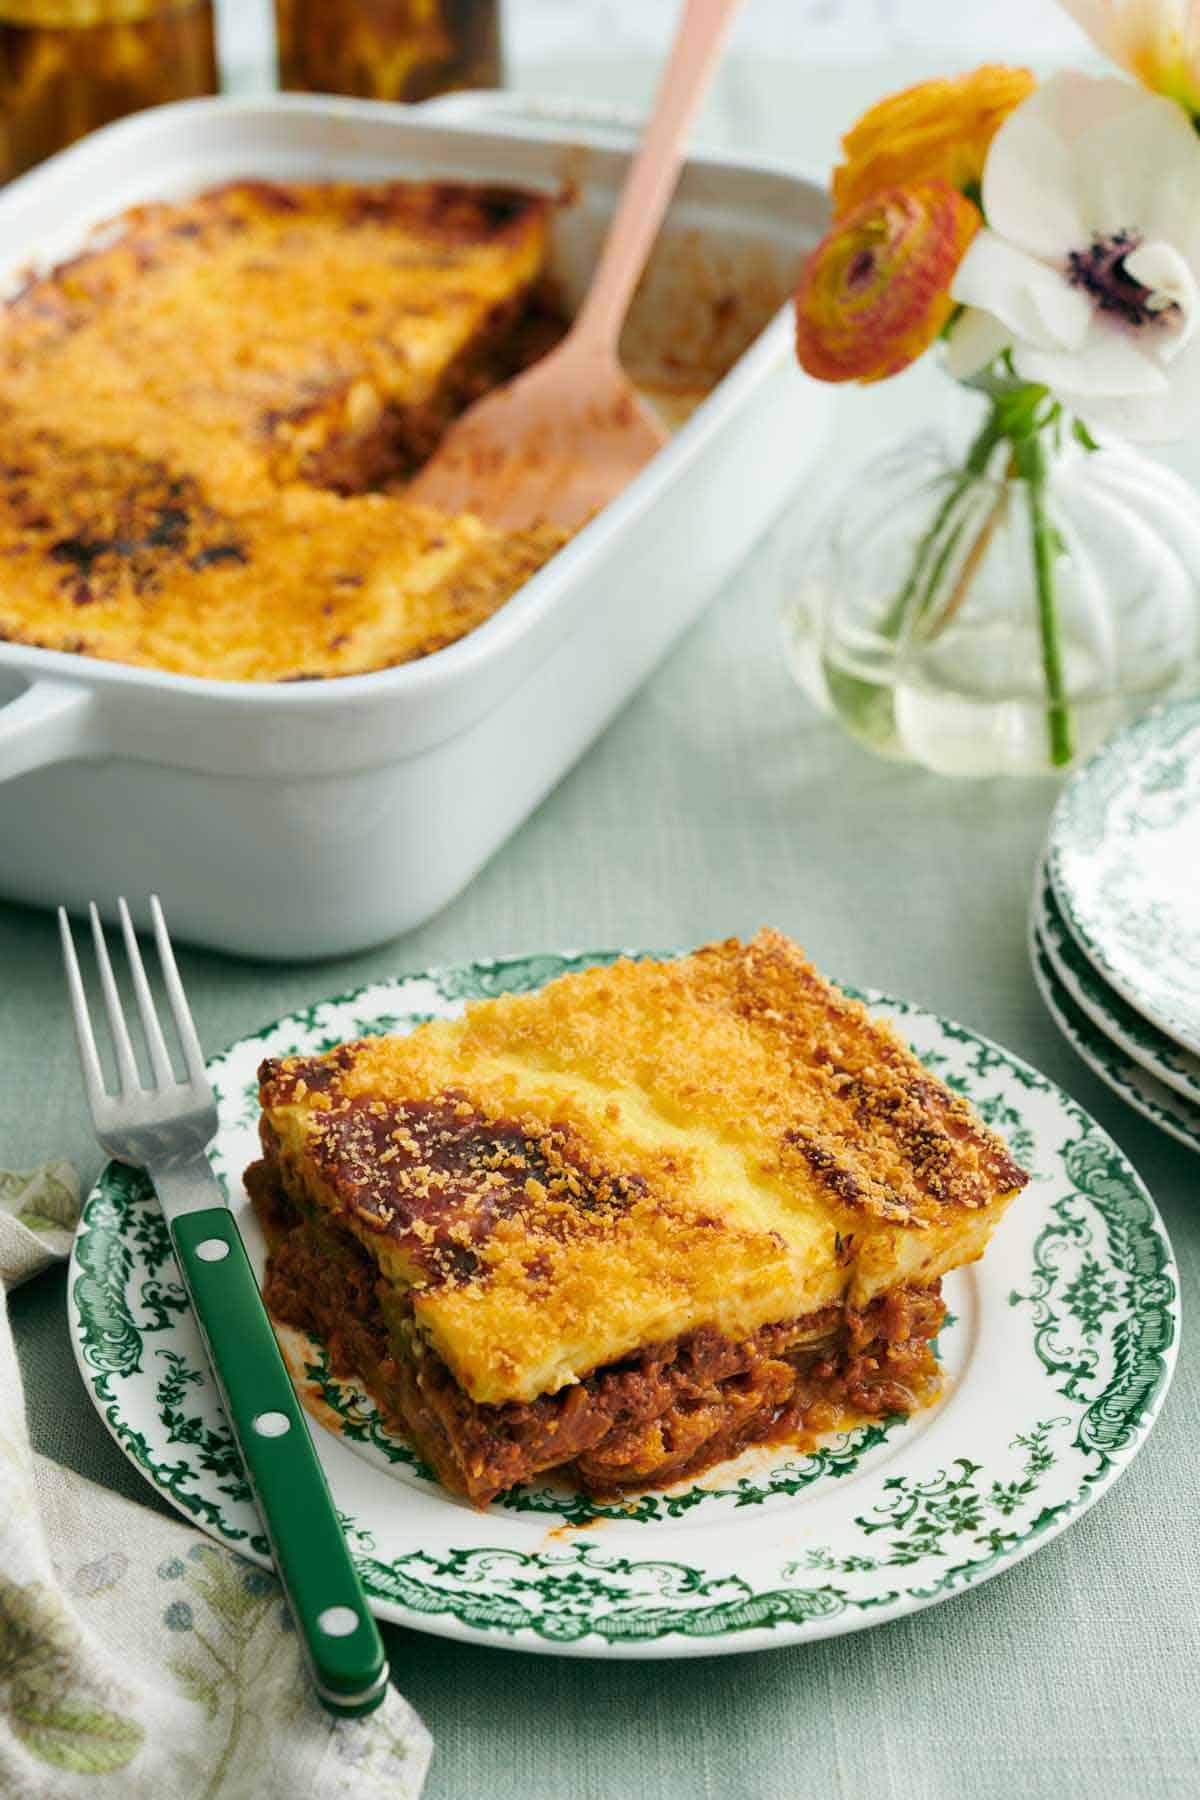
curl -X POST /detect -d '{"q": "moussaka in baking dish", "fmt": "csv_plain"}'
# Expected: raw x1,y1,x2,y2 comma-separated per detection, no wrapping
246,930,1028,1505
0,179,568,680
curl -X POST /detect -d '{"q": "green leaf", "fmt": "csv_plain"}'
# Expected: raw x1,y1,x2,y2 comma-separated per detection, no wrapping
3,1165,80,1231
11,1694,144,1774
168,1654,222,1722
15,1211,65,1235
0,1576,76,1689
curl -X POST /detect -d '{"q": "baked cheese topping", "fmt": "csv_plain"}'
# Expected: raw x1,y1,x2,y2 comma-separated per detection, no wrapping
257,930,1027,1406
0,426,562,680
1,180,555,505
0,180,568,680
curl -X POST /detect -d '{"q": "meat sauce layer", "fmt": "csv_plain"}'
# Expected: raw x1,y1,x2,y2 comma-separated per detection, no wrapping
248,1160,945,1506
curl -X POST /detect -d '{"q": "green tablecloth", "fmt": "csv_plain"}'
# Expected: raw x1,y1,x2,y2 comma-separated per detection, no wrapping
5,532,1198,1797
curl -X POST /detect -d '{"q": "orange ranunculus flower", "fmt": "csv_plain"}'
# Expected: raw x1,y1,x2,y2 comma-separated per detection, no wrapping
795,183,980,385
832,65,1036,218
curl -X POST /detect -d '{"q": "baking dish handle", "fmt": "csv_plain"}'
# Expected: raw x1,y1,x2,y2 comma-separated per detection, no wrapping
0,679,98,784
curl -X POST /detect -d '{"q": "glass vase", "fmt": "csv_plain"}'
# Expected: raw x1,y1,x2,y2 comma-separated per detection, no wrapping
778,422,1200,777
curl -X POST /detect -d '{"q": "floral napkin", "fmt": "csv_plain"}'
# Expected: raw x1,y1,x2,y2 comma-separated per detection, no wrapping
0,1164,431,1798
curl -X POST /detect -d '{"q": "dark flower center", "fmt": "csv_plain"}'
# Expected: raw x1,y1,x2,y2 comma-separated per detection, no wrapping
1065,229,1179,328
845,247,877,290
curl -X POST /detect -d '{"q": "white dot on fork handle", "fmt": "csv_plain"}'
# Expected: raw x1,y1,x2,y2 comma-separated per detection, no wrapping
253,1411,291,1438
195,1238,229,1262
318,1606,360,1638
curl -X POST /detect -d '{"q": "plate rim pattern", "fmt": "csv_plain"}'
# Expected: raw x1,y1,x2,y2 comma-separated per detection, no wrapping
1029,923,1200,1156
1047,697,1200,1057
1034,863,1200,1107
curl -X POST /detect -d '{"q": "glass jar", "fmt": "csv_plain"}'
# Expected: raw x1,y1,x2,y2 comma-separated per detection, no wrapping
275,0,501,105
777,424,1200,778
0,1,216,184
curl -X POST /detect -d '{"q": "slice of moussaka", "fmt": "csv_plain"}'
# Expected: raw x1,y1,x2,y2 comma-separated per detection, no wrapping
0,179,568,679
246,930,1028,1505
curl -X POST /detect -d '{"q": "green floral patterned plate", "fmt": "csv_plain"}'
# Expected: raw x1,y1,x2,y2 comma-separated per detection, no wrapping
1030,925,1200,1155
67,954,1179,1659
1047,697,1200,1057
1034,864,1200,1108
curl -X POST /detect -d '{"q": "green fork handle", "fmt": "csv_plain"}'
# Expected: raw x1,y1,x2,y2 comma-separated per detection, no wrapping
171,1205,388,1717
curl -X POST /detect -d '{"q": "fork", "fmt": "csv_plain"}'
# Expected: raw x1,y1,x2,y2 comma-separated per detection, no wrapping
59,895,388,1718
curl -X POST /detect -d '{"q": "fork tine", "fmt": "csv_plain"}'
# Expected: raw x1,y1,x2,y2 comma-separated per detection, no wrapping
149,895,208,1087
118,896,175,1089
89,902,142,1095
59,908,108,1114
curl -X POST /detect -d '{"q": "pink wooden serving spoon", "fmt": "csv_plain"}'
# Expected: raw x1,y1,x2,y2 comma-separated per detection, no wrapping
406,0,746,532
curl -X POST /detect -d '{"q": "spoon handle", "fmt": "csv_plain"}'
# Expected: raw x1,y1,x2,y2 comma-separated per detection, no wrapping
569,0,746,360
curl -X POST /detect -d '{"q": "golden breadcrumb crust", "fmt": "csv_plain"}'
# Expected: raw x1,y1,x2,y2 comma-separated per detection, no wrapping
0,180,567,680
0,180,554,505
0,425,562,680
256,930,1027,1405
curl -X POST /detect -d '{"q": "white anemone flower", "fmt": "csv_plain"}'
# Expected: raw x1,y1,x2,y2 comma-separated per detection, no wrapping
947,71,1200,440
1060,0,1200,115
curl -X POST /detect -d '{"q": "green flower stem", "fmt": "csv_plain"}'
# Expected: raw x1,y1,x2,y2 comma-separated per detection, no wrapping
879,409,1006,643
929,473,1010,638
885,378,1074,770
1013,427,1073,768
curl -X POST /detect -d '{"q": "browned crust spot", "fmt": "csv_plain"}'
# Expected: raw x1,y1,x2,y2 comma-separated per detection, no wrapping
255,1092,647,1290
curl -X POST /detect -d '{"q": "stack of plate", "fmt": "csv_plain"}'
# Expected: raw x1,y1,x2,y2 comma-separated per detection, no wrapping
1031,696,1200,1154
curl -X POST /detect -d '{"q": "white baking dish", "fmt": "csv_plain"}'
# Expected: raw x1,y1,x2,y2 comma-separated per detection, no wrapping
0,93,832,958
